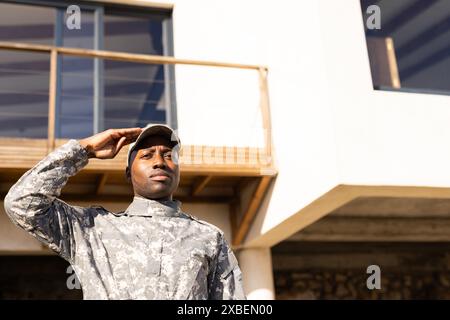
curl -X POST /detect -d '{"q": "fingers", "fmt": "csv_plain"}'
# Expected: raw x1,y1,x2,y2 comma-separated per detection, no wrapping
120,127,142,134
114,127,143,136
114,136,128,156
109,127,143,142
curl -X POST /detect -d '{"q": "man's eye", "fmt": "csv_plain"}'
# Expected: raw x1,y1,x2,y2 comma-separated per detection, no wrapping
164,153,172,159
141,153,152,159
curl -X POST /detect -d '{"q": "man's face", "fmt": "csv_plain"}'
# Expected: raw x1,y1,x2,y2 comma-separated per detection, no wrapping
127,135,180,200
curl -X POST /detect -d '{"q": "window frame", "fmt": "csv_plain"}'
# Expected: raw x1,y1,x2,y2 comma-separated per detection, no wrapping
1,0,177,139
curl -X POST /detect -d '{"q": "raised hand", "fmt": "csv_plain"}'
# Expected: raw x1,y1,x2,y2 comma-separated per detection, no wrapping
79,128,143,159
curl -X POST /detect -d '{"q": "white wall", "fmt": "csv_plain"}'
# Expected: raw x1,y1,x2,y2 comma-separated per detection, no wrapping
0,205,43,253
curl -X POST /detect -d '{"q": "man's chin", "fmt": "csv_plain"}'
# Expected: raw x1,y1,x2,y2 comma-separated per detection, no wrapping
144,186,171,199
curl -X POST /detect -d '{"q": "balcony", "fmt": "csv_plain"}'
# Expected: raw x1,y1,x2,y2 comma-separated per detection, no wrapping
0,41,276,245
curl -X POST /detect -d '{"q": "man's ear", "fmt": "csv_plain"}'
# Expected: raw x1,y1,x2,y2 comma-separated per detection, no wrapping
125,166,131,183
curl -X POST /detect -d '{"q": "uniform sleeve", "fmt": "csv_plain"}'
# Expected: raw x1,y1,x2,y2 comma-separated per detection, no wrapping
3,139,89,262
208,234,247,300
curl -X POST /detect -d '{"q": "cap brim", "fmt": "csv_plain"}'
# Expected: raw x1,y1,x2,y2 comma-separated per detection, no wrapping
127,124,180,168
135,125,178,147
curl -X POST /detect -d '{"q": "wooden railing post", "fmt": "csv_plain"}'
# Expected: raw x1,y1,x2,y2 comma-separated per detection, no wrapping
47,48,57,153
258,67,273,168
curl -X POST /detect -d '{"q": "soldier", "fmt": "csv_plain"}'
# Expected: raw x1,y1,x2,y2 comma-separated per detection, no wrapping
4,124,246,300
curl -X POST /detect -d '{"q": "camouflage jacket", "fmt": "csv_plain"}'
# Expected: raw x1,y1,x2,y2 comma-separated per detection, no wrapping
4,139,246,300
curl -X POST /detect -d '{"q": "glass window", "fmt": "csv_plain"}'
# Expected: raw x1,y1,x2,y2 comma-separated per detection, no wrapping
0,3,53,138
0,2,55,45
102,60,168,130
0,50,49,138
0,1,174,139
361,0,450,95
57,58,169,137
56,11,169,138
58,56,94,139
104,13,164,55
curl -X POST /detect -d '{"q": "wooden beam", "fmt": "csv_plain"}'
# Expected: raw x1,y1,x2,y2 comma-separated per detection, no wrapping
191,175,212,196
96,173,108,195
385,38,401,89
366,37,401,89
0,41,52,53
233,176,272,246
258,68,273,165
0,41,267,71
47,49,57,152
229,199,239,241
230,177,255,240
229,177,253,240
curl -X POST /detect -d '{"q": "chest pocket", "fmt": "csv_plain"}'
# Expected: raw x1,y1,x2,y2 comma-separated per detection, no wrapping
98,231,161,276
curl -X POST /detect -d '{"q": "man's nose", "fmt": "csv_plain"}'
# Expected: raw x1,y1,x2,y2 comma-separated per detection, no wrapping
152,152,166,169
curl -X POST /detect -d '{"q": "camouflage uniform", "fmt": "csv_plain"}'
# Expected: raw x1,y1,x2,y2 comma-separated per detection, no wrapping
4,139,246,300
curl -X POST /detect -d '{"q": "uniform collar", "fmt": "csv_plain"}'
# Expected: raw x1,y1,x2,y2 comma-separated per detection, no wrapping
124,195,183,217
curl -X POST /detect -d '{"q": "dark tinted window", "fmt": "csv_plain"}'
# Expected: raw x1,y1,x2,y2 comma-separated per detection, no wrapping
0,3,54,138
361,0,450,94
104,13,164,55
0,50,49,138
0,3,55,45
58,56,94,139
0,1,173,139
102,60,167,130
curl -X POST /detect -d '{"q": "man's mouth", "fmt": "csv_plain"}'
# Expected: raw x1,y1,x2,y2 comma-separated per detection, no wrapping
149,171,171,182
150,175,170,182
